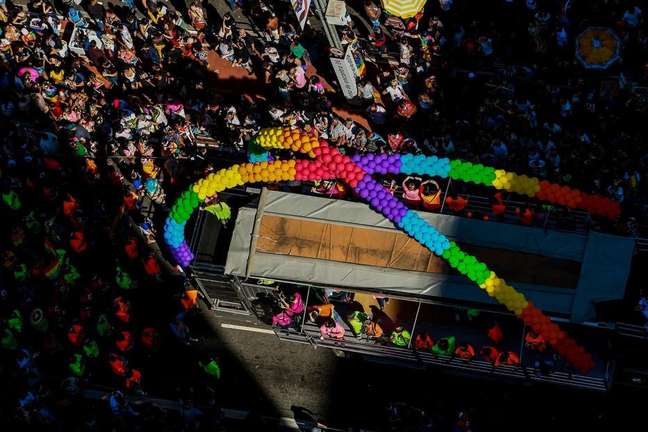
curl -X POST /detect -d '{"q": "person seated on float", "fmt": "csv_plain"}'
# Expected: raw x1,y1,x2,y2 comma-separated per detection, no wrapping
515,205,535,225
419,179,442,212
415,332,434,351
454,342,476,360
480,345,499,364
445,195,468,213
487,322,503,345
495,350,521,367
402,176,422,207
491,192,507,219
320,317,345,341
308,303,334,323
431,336,456,356
363,317,384,341
390,326,412,347
348,311,368,336
278,291,305,318
524,330,547,352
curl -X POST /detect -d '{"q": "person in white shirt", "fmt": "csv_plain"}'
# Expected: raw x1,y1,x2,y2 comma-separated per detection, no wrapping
384,79,405,103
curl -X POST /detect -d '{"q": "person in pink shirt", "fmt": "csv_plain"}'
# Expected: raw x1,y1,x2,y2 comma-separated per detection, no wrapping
291,66,307,89
320,318,345,340
402,176,422,208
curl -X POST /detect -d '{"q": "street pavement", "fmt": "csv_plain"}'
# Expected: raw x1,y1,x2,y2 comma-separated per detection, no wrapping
190,306,645,432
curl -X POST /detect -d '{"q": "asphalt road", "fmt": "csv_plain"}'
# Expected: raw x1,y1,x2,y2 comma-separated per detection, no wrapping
188,306,647,432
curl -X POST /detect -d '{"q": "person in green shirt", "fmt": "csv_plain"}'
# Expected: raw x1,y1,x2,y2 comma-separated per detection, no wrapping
431,336,456,356
96,314,113,338
199,358,221,379
8,309,23,334
390,326,412,347
1,328,18,350
69,354,86,377
83,339,100,359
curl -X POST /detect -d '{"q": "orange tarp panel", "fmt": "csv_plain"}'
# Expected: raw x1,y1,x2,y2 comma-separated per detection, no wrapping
255,215,580,289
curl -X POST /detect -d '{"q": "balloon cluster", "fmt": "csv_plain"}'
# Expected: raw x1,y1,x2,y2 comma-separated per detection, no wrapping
479,273,528,316
352,154,402,175
356,175,409,223
491,169,540,197
312,146,365,187
400,155,451,178
161,126,604,373
295,160,335,181
238,161,297,183
170,190,200,224
448,160,497,186
171,241,193,268
164,219,186,248
536,181,620,219
441,242,490,285
398,211,450,256
193,166,243,200
255,127,319,157
521,303,594,373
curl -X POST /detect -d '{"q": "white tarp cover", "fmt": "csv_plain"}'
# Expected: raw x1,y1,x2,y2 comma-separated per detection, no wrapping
225,190,633,321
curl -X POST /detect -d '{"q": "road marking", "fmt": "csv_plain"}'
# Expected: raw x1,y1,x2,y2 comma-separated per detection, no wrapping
220,323,276,334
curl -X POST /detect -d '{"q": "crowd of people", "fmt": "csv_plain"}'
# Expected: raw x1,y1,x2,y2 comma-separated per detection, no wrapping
1,0,647,429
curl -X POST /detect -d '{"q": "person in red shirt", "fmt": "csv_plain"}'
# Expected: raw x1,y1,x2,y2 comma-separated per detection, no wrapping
70,231,87,253
124,369,142,391
491,192,506,218
114,297,131,324
455,343,476,360
415,333,434,351
144,254,160,276
124,238,139,260
445,195,468,213
109,353,128,377
115,330,133,352
487,322,503,344
525,330,547,352
496,351,520,367
480,346,499,363
67,323,85,347
516,206,534,225
140,327,158,351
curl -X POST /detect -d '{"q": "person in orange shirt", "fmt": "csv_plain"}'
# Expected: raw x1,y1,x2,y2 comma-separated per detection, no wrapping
308,303,334,322
420,179,441,212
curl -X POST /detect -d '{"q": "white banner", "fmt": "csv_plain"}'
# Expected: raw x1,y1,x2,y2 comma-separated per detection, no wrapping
290,0,310,30
330,46,358,99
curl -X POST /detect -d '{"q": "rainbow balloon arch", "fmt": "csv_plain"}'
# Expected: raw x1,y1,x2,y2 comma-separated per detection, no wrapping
164,127,621,373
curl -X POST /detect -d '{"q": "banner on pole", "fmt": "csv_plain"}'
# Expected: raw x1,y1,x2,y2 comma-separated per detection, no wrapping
330,46,358,99
291,0,311,30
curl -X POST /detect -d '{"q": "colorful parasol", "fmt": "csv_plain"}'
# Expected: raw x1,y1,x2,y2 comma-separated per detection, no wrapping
381,0,427,19
576,27,621,70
